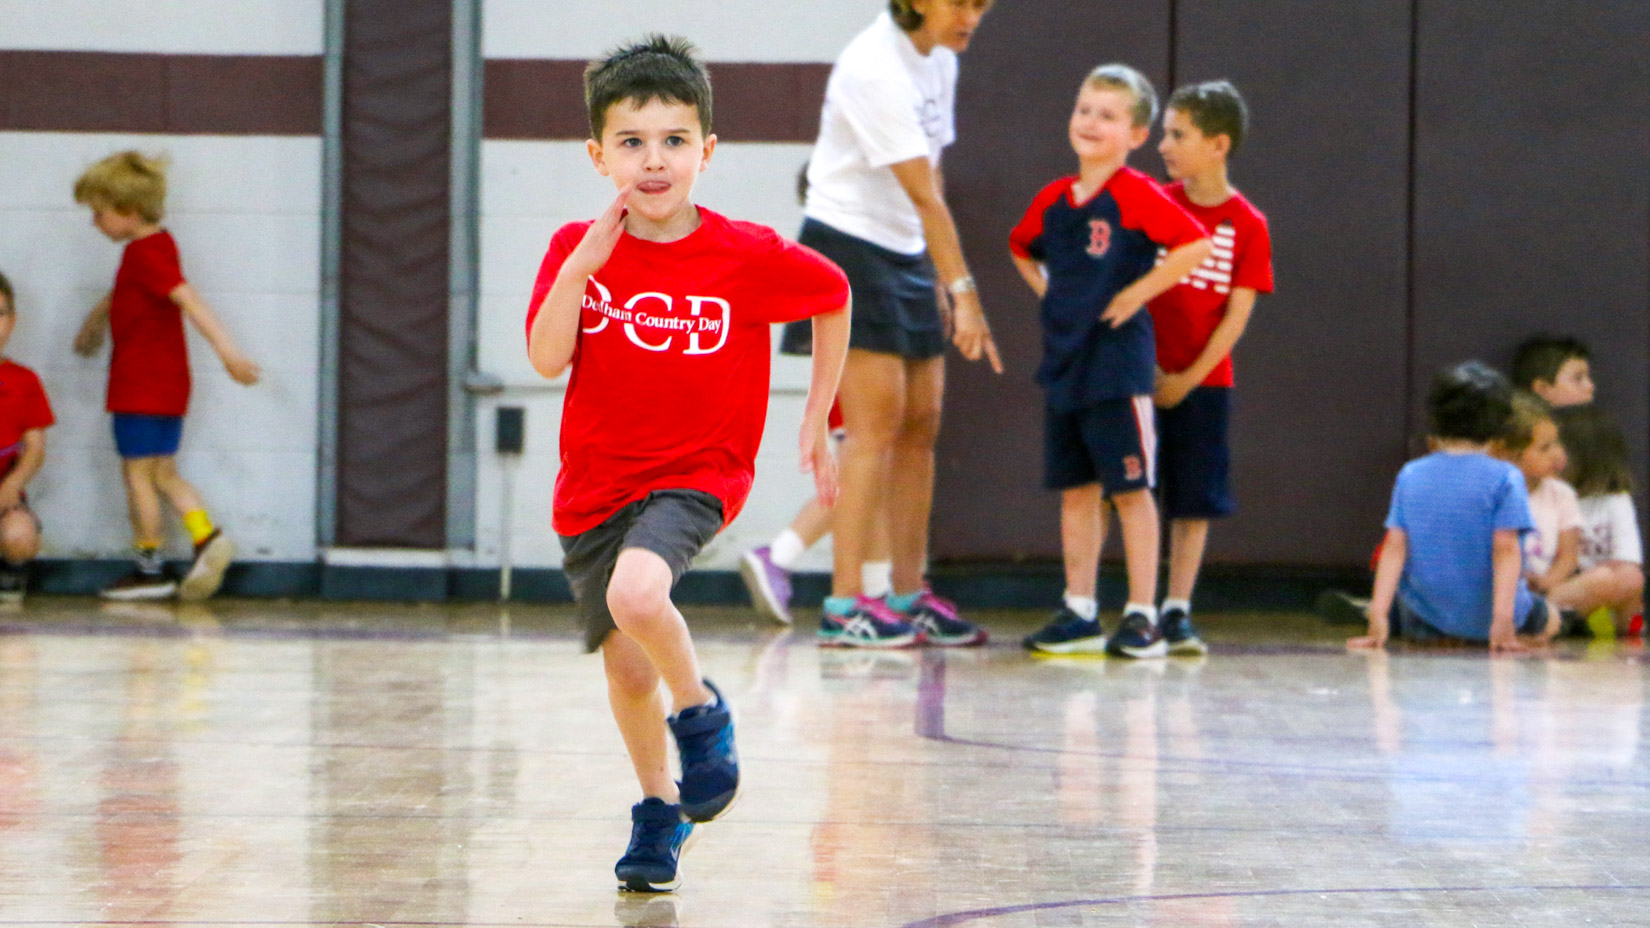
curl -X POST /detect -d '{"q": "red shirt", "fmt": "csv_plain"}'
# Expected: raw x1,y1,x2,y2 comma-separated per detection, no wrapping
0,360,55,475
527,208,850,536
108,230,190,415
1147,184,1273,387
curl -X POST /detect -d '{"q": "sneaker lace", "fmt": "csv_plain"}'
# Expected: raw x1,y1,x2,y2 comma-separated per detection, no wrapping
913,588,959,621
856,596,908,627
629,816,675,859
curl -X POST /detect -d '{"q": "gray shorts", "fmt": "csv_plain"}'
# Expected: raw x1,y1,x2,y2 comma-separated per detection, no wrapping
557,489,724,653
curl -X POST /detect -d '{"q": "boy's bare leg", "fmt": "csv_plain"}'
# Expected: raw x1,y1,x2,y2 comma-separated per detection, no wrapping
151,456,206,517
790,496,834,549
601,631,678,801
607,547,714,714
1548,563,1645,618
1166,518,1210,602
1112,489,1161,607
0,508,39,562
1061,484,1104,599
831,350,904,599
120,458,166,545
888,357,943,594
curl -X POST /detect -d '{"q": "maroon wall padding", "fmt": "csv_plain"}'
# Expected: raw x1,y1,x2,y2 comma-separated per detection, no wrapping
0,51,322,135
483,59,831,142
934,1,1173,561
1412,2,1650,515
1173,1,1415,564
335,0,453,547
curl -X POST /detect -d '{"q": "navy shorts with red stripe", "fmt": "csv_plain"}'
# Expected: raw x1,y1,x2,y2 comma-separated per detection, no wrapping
1044,395,1156,495
1156,385,1235,519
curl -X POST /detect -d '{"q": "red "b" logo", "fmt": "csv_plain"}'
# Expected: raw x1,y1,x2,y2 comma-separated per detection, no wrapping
1087,219,1112,257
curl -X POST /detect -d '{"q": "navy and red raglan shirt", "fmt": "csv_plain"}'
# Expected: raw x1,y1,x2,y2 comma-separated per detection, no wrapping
1010,166,1207,413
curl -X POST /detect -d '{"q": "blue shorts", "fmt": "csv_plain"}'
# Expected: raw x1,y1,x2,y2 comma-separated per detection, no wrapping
1044,396,1156,495
112,413,184,459
1157,386,1235,519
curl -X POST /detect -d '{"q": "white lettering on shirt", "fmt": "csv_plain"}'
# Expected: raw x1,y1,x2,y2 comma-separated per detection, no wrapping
581,279,735,357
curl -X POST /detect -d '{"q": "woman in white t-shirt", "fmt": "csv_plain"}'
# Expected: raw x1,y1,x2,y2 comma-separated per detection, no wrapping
1549,404,1644,633
801,0,1000,647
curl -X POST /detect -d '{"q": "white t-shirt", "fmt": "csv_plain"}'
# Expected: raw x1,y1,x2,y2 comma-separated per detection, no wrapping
1523,476,1582,576
804,11,958,255
1576,492,1643,570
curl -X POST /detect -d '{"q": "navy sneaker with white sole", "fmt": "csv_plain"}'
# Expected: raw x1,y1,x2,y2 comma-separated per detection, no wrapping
1105,611,1168,659
1160,607,1208,655
1023,608,1107,654
904,588,987,647
615,797,696,893
668,679,739,822
819,596,920,649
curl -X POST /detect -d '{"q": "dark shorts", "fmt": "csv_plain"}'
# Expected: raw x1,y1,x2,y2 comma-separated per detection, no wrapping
1391,596,1551,643
1044,396,1157,496
1157,386,1235,519
787,218,945,361
557,489,725,653
112,413,184,459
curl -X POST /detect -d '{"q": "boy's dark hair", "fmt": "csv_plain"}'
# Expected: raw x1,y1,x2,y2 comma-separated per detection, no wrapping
0,270,12,315
584,34,712,140
1555,404,1635,496
890,0,994,32
1167,80,1249,155
1427,361,1514,443
1511,333,1590,389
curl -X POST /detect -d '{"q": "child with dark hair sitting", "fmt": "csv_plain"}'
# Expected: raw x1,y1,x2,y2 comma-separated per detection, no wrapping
1349,362,1562,651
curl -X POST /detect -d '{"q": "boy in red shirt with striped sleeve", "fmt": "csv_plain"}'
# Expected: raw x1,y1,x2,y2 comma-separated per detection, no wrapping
1149,81,1276,651
0,271,55,602
72,151,262,602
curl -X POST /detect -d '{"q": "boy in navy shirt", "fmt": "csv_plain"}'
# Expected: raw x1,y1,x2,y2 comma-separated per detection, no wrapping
1011,64,1211,657
1349,362,1562,651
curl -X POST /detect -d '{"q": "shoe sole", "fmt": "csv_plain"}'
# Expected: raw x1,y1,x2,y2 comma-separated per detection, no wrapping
1025,635,1108,655
179,535,236,602
1167,637,1208,656
1315,590,1368,626
1106,639,1169,659
100,582,178,602
680,784,740,823
617,827,699,893
737,552,791,626
818,632,920,649
922,631,989,647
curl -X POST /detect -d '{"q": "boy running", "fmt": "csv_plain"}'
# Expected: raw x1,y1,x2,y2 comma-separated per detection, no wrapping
526,36,850,892
1011,64,1211,657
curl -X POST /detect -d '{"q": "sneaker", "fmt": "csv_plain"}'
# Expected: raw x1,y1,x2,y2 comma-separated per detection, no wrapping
1160,607,1207,655
818,596,920,649
1105,611,1168,659
668,679,739,823
738,546,793,625
904,588,987,646
1315,589,1370,626
0,566,25,604
178,530,235,602
615,797,696,893
100,568,177,601
1023,608,1107,654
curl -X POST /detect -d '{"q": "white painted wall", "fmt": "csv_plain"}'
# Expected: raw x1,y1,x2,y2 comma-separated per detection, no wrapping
1,2,324,563
475,0,887,571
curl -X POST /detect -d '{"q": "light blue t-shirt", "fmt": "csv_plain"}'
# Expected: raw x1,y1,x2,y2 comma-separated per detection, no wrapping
1385,451,1534,640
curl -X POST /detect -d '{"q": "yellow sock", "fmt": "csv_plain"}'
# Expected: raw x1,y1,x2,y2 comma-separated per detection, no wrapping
183,509,216,545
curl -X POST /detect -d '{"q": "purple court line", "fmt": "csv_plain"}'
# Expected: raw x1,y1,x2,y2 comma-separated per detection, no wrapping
900,883,1650,928
910,651,1650,787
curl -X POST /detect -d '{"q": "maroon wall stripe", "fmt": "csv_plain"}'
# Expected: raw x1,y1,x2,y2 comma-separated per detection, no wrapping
484,59,830,142
335,0,452,547
0,51,322,135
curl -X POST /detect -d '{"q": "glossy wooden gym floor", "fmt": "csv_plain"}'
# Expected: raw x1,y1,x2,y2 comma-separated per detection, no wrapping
0,598,1644,926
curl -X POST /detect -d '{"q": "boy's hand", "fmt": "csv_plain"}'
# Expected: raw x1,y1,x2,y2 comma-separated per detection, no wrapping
225,354,262,386
73,321,105,357
951,291,1004,374
1347,605,1389,649
1154,370,1197,409
1488,617,1528,654
565,186,632,280
800,415,838,508
1100,294,1145,329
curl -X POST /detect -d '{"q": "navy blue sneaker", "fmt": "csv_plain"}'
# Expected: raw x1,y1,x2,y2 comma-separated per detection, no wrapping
1023,608,1107,654
615,797,696,892
904,588,987,647
1105,611,1167,659
1160,607,1207,655
819,596,920,649
668,679,739,822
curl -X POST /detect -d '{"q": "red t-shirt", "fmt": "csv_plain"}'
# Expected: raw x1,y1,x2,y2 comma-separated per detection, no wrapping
1147,184,1273,387
527,207,850,536
0,360,55,475
108,230,190,415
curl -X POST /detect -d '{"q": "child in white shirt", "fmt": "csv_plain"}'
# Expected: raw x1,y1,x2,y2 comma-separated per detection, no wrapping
1549,404,1644,633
